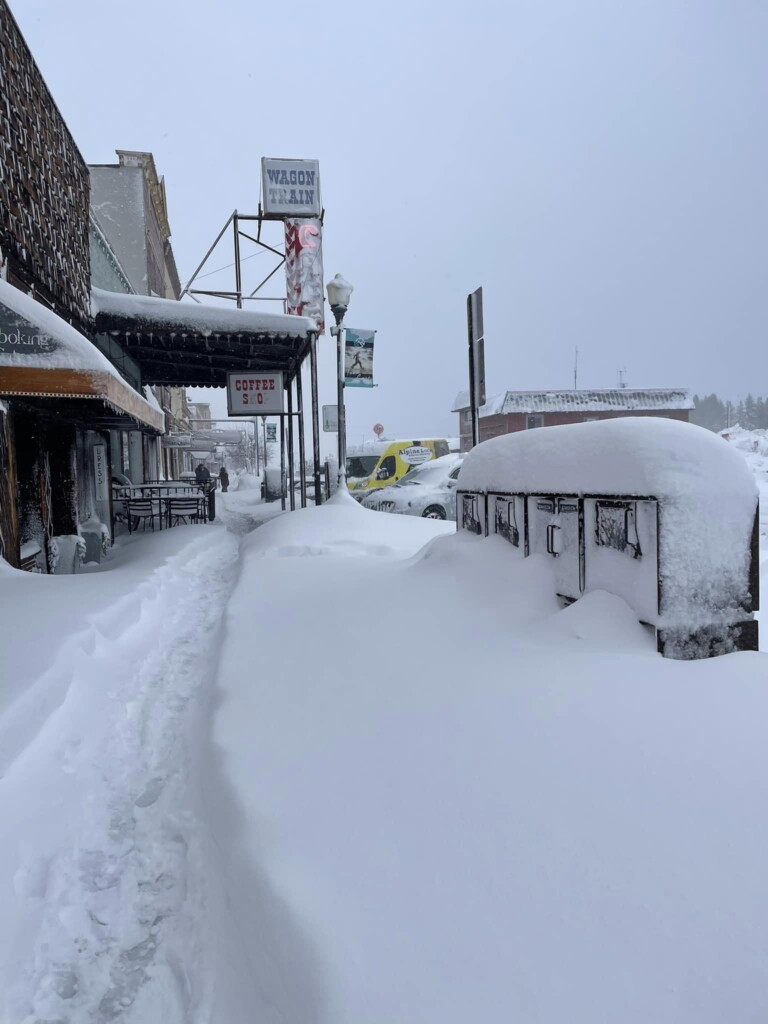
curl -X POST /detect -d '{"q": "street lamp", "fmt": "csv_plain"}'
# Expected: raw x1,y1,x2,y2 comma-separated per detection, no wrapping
326,273,353,490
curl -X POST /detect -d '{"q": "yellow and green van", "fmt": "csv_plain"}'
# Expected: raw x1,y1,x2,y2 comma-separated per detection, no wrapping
346,439,450,501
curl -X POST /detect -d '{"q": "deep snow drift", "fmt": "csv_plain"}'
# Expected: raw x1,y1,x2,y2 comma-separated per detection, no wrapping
210,491,768,1024
0,444,765,1023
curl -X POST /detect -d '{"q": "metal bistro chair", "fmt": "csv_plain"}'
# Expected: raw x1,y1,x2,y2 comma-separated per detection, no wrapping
125,497,161,534
165,495,207,528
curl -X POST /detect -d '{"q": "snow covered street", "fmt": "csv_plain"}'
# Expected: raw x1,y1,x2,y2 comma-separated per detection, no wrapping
0,461,766,1023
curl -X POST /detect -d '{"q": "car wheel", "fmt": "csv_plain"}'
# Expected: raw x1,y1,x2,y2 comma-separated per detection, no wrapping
422,505,446,520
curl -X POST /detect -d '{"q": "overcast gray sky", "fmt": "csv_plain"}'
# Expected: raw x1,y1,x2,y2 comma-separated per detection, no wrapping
13,0,768,447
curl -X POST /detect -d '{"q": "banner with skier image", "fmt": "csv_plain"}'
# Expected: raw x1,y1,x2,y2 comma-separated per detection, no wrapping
344,329,376,388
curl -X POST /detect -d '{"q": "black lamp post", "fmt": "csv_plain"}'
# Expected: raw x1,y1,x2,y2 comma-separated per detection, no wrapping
325,273,353,490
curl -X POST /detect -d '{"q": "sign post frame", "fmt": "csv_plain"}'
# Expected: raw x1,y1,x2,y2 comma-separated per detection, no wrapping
467,287,486,449
226,371,285,417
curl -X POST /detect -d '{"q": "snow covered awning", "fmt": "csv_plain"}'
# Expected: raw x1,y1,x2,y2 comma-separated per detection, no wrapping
0,280,165,433
452,388,694,416
91,288,317,387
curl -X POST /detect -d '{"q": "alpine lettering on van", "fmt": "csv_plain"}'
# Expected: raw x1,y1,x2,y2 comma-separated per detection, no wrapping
399,445,432,466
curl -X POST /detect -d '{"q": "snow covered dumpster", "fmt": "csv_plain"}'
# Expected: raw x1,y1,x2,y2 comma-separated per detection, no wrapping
456,418,760,659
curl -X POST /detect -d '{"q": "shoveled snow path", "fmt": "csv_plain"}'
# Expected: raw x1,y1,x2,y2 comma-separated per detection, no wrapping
1,528,240,1022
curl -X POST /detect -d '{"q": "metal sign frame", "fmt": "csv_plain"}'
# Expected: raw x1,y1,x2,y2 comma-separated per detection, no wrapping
227,371,285,416
467,286,486,448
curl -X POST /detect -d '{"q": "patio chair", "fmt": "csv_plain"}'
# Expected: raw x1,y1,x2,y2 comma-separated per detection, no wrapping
125,498,160,533
165,496,207,528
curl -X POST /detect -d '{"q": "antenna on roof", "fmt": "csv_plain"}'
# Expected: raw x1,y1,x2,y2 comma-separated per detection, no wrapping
573,346,578,390
617,368,627,389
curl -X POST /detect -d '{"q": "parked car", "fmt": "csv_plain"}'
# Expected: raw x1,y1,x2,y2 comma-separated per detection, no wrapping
361,454,464,520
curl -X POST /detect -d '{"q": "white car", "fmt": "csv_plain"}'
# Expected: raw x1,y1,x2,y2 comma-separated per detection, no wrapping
361,454,464,520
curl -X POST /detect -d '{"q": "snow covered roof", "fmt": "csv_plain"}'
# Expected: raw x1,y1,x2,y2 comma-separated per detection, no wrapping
0,280,164,433
92,288,316,338
0,279,121,373
452,388,694,415
91,288,318,388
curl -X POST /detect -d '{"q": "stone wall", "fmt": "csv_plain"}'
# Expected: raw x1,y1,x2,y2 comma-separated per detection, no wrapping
0,0,90,321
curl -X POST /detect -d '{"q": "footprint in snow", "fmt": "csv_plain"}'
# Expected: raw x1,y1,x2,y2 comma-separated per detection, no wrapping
134,776,164,808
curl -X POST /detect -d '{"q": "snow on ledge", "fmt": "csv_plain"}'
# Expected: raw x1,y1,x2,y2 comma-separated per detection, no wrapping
0,279,118,373
142,386,163,414
92,288,317,337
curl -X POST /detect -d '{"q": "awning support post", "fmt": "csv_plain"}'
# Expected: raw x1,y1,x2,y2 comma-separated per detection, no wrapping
287,380,296,511
296,365,307,508
309,332,322,505
280,416,286,511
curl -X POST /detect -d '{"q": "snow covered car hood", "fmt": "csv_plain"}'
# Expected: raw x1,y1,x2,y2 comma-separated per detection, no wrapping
361,454,463,518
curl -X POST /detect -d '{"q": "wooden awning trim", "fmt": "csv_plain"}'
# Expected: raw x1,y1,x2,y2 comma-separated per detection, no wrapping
0,367,165,433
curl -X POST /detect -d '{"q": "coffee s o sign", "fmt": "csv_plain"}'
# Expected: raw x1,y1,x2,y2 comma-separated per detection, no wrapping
227,371,284,416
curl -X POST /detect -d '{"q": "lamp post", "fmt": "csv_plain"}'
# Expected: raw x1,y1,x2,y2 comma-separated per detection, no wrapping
326,273,353,490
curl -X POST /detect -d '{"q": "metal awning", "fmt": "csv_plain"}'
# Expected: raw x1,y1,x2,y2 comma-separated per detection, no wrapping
91,288,317,387
0,280,165,433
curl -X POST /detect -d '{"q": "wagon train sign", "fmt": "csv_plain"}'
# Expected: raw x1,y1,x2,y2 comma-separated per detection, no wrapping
227,371,284,416
261,158,321,218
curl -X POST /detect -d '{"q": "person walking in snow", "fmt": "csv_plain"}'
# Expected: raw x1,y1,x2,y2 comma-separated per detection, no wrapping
219,466,229,492
195,462,210,489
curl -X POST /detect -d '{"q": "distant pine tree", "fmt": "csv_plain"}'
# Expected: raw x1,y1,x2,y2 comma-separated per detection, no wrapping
691,393,727,432
755,396,768,430
743,394,757,430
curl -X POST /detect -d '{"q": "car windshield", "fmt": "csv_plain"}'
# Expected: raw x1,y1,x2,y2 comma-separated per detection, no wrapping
346,456,379,478
395,464,444,487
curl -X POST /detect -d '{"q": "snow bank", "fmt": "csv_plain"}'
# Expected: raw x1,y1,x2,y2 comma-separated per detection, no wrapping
241,486,453,560
231,471,261,491
211,495,768,1024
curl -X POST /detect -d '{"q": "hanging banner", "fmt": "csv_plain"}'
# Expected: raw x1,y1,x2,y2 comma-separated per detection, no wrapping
344,329,376,388
285,218,325,333
261,158,321,218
